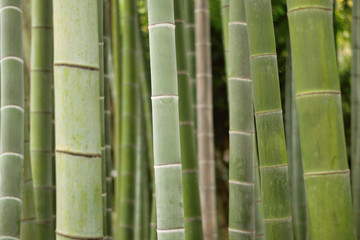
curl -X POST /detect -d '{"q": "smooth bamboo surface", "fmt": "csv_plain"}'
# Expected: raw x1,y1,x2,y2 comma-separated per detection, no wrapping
287,0,355,239
30,0,55,238
228,0,255,239
53,0,103,239
254,150,264,240
195,0,218,238
244,0,293,239
148,0,185,239
0,1,25,239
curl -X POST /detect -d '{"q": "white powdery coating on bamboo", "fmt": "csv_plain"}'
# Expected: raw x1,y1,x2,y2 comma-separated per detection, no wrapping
229,180,255,186
157,228,185,233
1,105,25,113
250,53,277,59
228,21,247,26
0,196,22,203
229,131,255,136
154,163,182,169
148,23,176,30
151,95,179,100
229,77,252,82
0,56,24,64
228,228,255,234
0,6,22,13
0,152,24,159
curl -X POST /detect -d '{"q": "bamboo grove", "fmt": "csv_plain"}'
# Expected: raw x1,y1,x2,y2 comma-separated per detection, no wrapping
0,0,360,240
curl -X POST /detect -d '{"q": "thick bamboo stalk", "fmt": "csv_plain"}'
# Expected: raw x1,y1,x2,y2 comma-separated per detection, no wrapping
0,1,24,239
228,0,255,239
117,0,138,239
195,1,218,239
352,0,360,237
30,0,55,238
53,1,103,239
221,0,229,76
148,0,185,239
184,0,197,138
174,0,204,238
287,1,355,239
21,103,37,240
244,0,293,239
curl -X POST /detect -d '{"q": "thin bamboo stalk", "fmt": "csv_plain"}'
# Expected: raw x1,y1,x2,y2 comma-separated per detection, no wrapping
118,0,138,238
195,0,218,238
352,0,360,237
244,0,293,239
221,0,229,76
174,0,204,238
148,0,185,239
30,0,55,238
21,102,38,240
228,0,255,239
0,1,24,239
53,0,103,239
254,149,264,240
287,0,355,239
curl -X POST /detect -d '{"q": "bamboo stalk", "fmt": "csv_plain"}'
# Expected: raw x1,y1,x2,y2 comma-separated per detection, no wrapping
195,0,218,238
221,0,229,76
30,0,55,238
0,1,24,239
53,1,103,239
228,0,255,238
254,148,264,240
174,0,204,238
244,0,293,239
148,0,185,239
287,1,355,239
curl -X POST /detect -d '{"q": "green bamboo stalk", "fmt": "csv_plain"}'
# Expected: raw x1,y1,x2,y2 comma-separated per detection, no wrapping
195,1,218,239
243,0,293,239
117,0,138,238
221,0,229,76
21,101,37,240
30,0,55,238
287,1,355,239
0,1,24,239
103,1,113,238
254,150,264,240
53,1,103,239
228,0,255,238
174,0,203,238
184,0,197,139
148,0,185,239
352,0,360,237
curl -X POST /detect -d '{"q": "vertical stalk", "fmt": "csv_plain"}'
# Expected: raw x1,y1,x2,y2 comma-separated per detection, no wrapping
244,0,293,239
0,1,24,239
287,0,355,239
352,0,360,237
118,0,138,238
221,0,229,76
175,0,204,238
195,0,218,238
21,101,37,240
228,0,255,239
254,150,264,240
148,0,185,239
30,0,55,238
53,0,103,239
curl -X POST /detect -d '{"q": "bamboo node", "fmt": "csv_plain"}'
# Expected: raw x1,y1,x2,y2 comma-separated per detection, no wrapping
229,130,255,136
157,228,185,233
260,164,288,170
296,90,341,98
255,109,282,117
287,6,332,14
151,94,179,100
228,228,255,234
148,23,175,30
185,216,202,222
21,217,36,222
250,53,277,59
304,169,350,177
56,231,103,239
0,196,22,203
0,152,24,159
0,6,22,13
54,63,99,72
228,21,247,26
228,77,252,82
56,150,101,158
263,216,292,223
0,236,20,240
229,180,255,186
154,163,182,169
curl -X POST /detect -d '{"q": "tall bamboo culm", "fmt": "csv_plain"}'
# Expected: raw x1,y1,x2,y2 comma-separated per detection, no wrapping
221,0,229,76
184,0,197,137
148,0,185,239
53,1,103,239
228,0,255,238
254,151,264,240
0,1,24,239
30,0,55,238
195,1,218,239
287,1,355,239
21,103,37,240
352,0,360,237
244,0,293,239
174,0,204,238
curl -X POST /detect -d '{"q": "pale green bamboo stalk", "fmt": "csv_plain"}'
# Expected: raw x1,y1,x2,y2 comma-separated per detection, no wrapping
352,0,360,237
148,0,185,239
184,0,197,139
244,0,293,239
228,0,255,238
117,0,138,238
195,1,218,239
21,101,37,240
254,150,264,240
53,1,103,239
30,0,55,238
0,1,24,239
221,0,229,76
174,0,203,238
287,1,355,239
